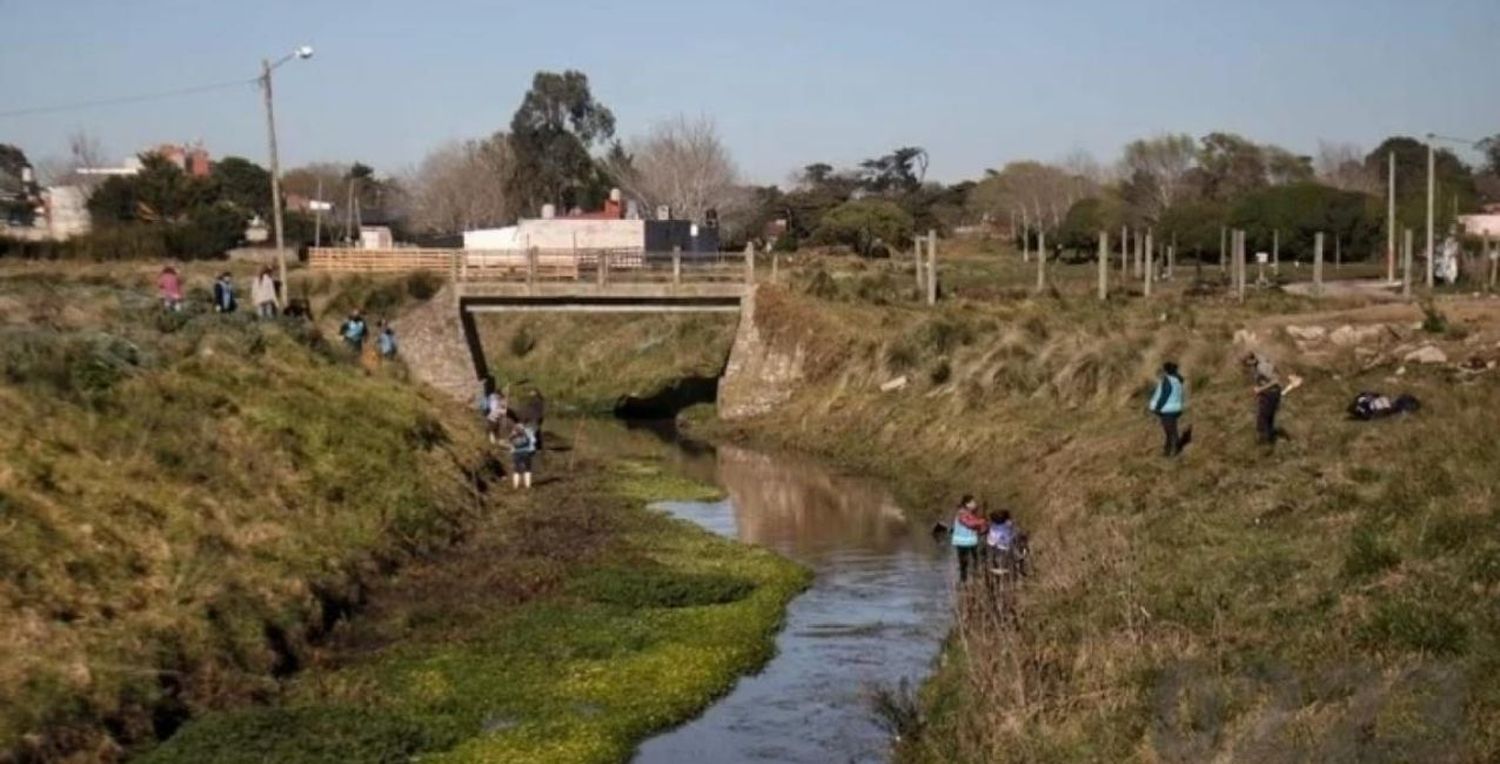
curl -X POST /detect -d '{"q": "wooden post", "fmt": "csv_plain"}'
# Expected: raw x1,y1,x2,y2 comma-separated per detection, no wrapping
1335,235,1342,271
527,246,538,295
744,242,756,286
1119,225,1128,276
672,246,682,285
771,250,779,283
1133,230,1143,278
1035,228,1047,293
913,238,925,296
926,229,938,305
1488,234,1497,291
1235,230,1245,302
1020,219,1030,263
1402,228,1414,299
1219,226,1227,271
1097,230,1108,300
1144,230,1155,297
597,249,607,287
1167,234,1176,280
1272,229,1280,276
1313,231,1325,296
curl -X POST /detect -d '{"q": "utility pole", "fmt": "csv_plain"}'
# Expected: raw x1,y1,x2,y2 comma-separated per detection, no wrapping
259,46,314,305
1386,150,1396,283
1425,134,1436,290
261,58,288,305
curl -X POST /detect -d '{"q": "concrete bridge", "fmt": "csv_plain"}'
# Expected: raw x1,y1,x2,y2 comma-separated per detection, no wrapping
311,247,787,418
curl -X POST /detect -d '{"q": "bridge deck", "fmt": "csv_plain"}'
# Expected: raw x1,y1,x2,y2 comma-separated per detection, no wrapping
310,247,753,311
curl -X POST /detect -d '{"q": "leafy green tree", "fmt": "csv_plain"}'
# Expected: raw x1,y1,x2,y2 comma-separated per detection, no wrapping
1364,136,1477,230
210,156,271,216
813,199,913,256
1229,182,1380,260
505,70,616,215
1193,132,1267,201
1158,201,1229,261
1057,197,1120,256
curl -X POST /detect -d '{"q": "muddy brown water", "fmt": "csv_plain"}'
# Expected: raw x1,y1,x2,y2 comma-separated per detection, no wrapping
618,429,954,764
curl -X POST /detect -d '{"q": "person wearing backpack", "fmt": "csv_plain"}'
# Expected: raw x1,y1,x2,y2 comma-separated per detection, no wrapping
950,495,988,584
1148,361,1186,457
508,420,537,490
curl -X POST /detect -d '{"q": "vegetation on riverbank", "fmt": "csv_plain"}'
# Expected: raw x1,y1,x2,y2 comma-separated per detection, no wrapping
2,263,807,762
495,247,1500,762
142,450,806,763
0,265,489,760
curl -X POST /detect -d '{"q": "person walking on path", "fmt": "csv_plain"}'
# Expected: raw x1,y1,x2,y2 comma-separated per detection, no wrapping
951,495,988,584
251,267,279,319
1148,361,1186,457
377,321,398,359
1245,352,1282,446
508,420,538,489
157,266,184,312
212,272,237,313
340,310,369,353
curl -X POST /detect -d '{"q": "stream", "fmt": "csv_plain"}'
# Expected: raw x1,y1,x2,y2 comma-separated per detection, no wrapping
624,429,954,764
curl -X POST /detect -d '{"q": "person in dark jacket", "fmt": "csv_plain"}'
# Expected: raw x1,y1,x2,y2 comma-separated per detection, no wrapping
1244,352,1282,446
212,272,237,313
522,390,545,450
1148,361,1186,456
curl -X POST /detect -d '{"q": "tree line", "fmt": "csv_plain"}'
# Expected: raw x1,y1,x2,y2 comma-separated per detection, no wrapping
5,67,1498,260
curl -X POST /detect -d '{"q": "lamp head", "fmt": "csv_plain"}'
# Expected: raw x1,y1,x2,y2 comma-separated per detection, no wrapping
295,45,315,60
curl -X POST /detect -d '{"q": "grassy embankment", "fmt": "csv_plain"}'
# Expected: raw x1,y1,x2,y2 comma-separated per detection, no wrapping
475,312,737,414
503,241,1500,762
0,263,806,762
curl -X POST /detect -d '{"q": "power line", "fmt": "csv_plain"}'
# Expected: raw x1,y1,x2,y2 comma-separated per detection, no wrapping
0,77,258,119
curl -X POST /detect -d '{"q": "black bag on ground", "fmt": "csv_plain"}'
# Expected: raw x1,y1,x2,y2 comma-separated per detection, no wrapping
1348,391,1420,420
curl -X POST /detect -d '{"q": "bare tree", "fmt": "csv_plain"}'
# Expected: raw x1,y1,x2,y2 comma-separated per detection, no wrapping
404,136,513,233
36,130,107,198
1118,133,1197,220
610,115,743,224
967,160,1090,232
1316,141,1380,194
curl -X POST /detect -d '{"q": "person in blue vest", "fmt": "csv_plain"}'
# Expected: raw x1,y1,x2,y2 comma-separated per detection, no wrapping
1148,361,1186,457
340,310,368,353
950,495,988,584
508,420,537,490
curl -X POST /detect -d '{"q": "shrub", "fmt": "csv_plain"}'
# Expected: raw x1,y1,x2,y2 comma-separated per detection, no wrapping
509,324,537,357
140,706,445,764
929,358,952,385
813,199,915,257
404,271,444,301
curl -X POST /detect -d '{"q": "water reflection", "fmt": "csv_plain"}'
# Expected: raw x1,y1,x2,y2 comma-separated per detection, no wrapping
635,441,952,764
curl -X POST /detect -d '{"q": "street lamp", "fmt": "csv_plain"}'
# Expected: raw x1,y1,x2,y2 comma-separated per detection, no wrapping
261,45,314,306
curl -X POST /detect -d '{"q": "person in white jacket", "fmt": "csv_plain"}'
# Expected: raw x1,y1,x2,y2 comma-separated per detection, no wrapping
251,267,279,319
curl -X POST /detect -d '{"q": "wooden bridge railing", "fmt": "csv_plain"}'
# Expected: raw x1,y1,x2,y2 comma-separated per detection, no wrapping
307,247,755,287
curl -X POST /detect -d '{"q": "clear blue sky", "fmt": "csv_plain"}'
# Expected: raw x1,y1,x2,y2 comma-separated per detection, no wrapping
2,0,1496,184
